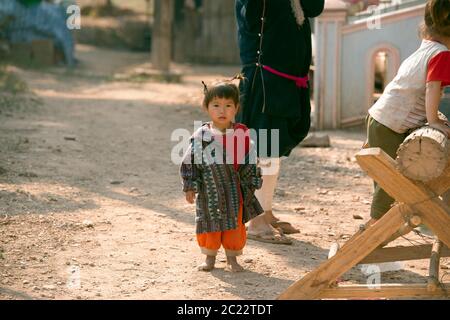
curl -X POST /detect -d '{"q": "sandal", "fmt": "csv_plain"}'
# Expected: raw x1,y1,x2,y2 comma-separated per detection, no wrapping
270,221,300,234
247,230,292,245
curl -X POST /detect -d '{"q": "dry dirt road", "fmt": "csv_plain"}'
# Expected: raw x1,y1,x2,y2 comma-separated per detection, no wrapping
0,45,446,300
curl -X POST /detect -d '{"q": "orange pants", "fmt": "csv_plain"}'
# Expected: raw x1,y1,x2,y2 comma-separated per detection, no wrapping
196,203,246,257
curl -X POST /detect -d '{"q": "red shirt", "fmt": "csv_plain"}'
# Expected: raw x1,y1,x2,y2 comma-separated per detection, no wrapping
212,123,250,205
427,51,450,87
217,123,250,172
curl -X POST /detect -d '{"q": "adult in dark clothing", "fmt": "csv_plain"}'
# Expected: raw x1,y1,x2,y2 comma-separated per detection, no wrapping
236,0,324,244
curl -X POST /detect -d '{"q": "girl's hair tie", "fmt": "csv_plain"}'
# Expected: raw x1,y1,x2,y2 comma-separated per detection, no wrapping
201,81,208,94
228,73,245,82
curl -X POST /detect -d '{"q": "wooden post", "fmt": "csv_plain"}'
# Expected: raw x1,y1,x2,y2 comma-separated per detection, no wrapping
152,0,174,71
427,239,442,292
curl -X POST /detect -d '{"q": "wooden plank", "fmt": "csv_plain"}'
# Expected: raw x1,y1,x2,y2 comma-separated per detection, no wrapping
319,284,450,299
417,201,450,249
341,218,417,258
444,190,450,206
337,218,377,252
379,222,414,248
356,148,435,203
358,148,449,198
360,244,450,264
277,204,407,300
426,166,450,196
356,148,450,248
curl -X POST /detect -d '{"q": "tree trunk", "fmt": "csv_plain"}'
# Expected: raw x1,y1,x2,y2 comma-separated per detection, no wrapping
152,0,174,71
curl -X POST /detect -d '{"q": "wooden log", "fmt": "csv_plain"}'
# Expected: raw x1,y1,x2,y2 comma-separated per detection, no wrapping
360,244,450,264
396,126,449,182
319,284,450,299
427,239,442,292
409,215,422,227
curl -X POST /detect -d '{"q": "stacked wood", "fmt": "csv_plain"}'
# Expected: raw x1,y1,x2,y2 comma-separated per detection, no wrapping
396,125,449,182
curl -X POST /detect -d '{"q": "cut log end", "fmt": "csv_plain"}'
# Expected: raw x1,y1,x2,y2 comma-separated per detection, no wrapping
396,126,449,182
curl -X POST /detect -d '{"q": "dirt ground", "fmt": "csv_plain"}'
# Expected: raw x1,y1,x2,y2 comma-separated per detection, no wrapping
0,45,449,300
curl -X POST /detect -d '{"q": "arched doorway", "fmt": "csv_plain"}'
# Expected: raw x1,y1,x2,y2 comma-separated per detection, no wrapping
366,44,400,110
373,51,388,103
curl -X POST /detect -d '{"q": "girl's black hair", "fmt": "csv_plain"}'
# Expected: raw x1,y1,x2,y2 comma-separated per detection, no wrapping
202,74,245,108
420,0,450,39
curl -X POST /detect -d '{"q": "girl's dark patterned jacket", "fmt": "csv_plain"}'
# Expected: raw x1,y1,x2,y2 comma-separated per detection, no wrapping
180,123,264,234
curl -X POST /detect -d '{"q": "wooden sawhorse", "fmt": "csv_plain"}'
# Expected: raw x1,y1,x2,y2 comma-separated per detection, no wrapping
278,148,450,299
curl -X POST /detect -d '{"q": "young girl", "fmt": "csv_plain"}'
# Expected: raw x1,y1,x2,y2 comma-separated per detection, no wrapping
180,80,264,272
367,0,450,221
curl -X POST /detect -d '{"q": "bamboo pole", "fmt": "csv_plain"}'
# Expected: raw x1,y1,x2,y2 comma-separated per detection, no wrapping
427,239,443,292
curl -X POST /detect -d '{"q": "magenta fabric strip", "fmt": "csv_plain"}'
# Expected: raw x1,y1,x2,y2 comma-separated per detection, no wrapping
262,65,309,88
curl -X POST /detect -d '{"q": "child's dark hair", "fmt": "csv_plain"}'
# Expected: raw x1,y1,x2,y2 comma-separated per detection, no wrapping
420,0,450,39
202,74,245,109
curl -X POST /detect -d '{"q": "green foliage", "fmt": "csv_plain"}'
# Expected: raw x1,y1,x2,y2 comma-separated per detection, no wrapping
80,2,136,17
0,65,28,94
78,0,151,16
0,65,41,113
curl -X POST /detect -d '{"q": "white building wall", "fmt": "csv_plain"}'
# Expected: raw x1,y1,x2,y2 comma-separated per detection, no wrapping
340,15,423,122
314,2,426,129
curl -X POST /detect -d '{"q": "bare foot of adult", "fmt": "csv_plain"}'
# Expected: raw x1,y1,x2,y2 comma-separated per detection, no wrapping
225,256,244,272
197,255,216,271
266,210,300,234
247,214,292,245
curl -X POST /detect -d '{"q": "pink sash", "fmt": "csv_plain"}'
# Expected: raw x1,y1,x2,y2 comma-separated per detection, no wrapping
262,65,309,88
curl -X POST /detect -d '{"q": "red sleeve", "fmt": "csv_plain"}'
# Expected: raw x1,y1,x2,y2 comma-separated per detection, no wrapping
427,51,450,87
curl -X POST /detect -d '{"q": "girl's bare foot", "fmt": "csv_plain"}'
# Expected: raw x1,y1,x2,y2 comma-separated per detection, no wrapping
225,256,244,272
197,255,216,271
